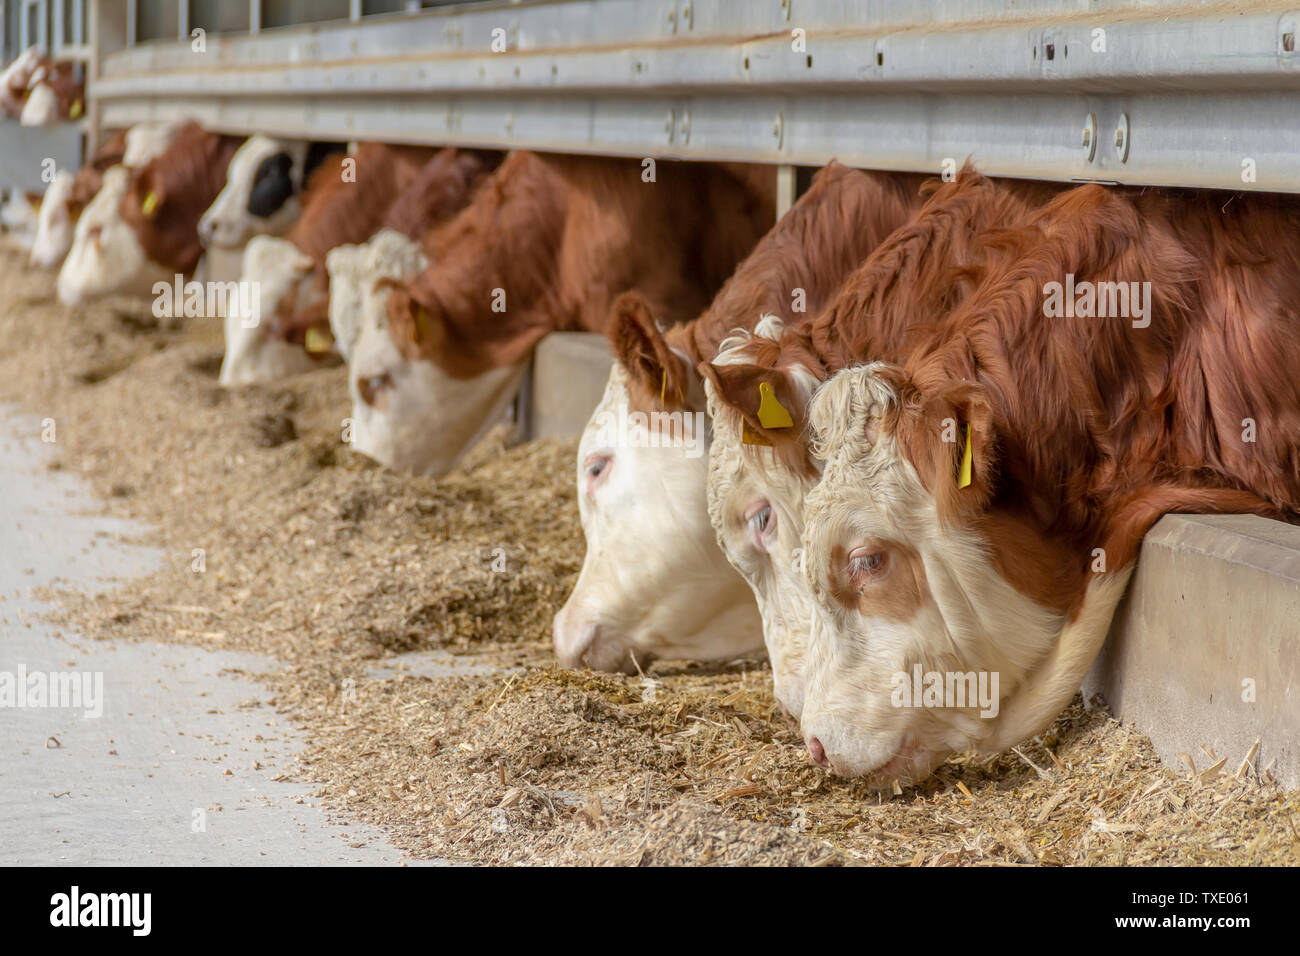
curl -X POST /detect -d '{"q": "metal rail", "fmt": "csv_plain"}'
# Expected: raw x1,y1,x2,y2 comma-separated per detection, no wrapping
68,1,1300,192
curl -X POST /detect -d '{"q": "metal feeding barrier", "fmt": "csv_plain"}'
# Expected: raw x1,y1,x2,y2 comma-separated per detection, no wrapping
49,0,1300,195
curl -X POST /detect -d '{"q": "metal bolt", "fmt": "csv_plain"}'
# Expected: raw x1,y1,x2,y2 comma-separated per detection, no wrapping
1114,112,1130,163
1080,112,1097,161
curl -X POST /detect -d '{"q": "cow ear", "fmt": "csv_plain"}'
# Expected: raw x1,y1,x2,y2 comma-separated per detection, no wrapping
703,361,810,459
608,291,690,410
383,281,446,361
902,377,998,524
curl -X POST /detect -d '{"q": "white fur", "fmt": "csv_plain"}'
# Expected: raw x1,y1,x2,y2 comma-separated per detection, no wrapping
218,235,320,386
199,135,306,248
798,364,1125,785
0,47,43,117
29,169,74,267
18,76,58,126
122,122,182,168
56,166,171,305
704,315,821,717
553,364,764,672
0,189,40,250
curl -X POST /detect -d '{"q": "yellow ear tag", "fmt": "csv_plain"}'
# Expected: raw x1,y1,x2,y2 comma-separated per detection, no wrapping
141,191,158,217
304,326,333,355
742,421,772,446
69,99,83,119
660,370,667,405
756,381,794,429
957,423,973,489
411,304,429,343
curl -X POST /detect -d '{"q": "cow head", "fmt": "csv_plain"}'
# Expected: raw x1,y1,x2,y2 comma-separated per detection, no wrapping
57,167,172,305
701,316,824,717
29,169,74,268
553,292,764,673
199,135,307,247
18,59,82,127
219,235,321,386
328,228,518,476
1,47,43,117
797,363,1134,787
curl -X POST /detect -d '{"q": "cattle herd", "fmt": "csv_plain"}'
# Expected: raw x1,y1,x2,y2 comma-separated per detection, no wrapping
5,57,1300,792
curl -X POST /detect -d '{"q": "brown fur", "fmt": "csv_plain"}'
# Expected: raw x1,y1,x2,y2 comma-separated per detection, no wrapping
118,122,242,275
65,130,129,222
382,148,502,245
879,177,1300,615
633,162,931,417
705,167,1062,480
385,151,777,380
273,144,487,346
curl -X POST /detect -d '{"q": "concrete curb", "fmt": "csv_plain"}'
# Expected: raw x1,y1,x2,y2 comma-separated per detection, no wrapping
1085,514,1300,788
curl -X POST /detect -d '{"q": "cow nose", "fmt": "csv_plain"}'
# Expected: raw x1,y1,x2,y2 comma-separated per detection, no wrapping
807,736,830,768
552,611,598,669
197,217,215,245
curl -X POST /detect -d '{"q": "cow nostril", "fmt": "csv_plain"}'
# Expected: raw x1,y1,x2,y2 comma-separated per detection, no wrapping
807,736,829,768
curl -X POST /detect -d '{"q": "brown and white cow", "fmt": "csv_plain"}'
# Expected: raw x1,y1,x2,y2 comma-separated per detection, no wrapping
796,178,1300,787
57,122,240,305
701,169,1061,716
554,163,927,676
0,47,42,117
19,57,83,126
29,129,132,269
219,142,438,386
347,151,775,480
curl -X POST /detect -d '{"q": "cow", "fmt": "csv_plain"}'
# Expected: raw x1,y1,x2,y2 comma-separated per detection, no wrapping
218,142,438,386
351,151,775,485
794,176,1300,788
552,163,926,677
29,129,132,269
700,169,1061,716
0,47,42,117
198,136,341,247
57,122,241,305
325,148,503,467
0,188,42,249
19,58,84,126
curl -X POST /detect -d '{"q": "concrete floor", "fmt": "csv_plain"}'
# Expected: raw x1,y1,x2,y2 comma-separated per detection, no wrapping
0,404,428,865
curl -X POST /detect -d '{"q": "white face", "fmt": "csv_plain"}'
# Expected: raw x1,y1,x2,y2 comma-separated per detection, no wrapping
56,167,172,306
703,335,821,718
199,135,305,248
218,235,320,386
29,169,74,268
0,47,42,114
345,294,527,477
18,76,57,126
553,366,764,672
798,365,1125,787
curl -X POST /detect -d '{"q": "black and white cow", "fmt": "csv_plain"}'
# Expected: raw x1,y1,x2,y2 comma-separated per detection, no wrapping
198,135,339,248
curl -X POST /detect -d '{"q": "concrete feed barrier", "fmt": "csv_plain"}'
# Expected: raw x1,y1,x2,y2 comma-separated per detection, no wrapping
527,332,615,440
1085,513,1300,789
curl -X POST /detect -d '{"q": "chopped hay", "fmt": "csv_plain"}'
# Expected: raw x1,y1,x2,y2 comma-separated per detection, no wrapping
1,246,1296,865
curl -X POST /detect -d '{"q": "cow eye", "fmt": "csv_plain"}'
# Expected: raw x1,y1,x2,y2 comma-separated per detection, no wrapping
847,547,887,582
745,500,775,552
358,372,394,408
584,454,612,497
